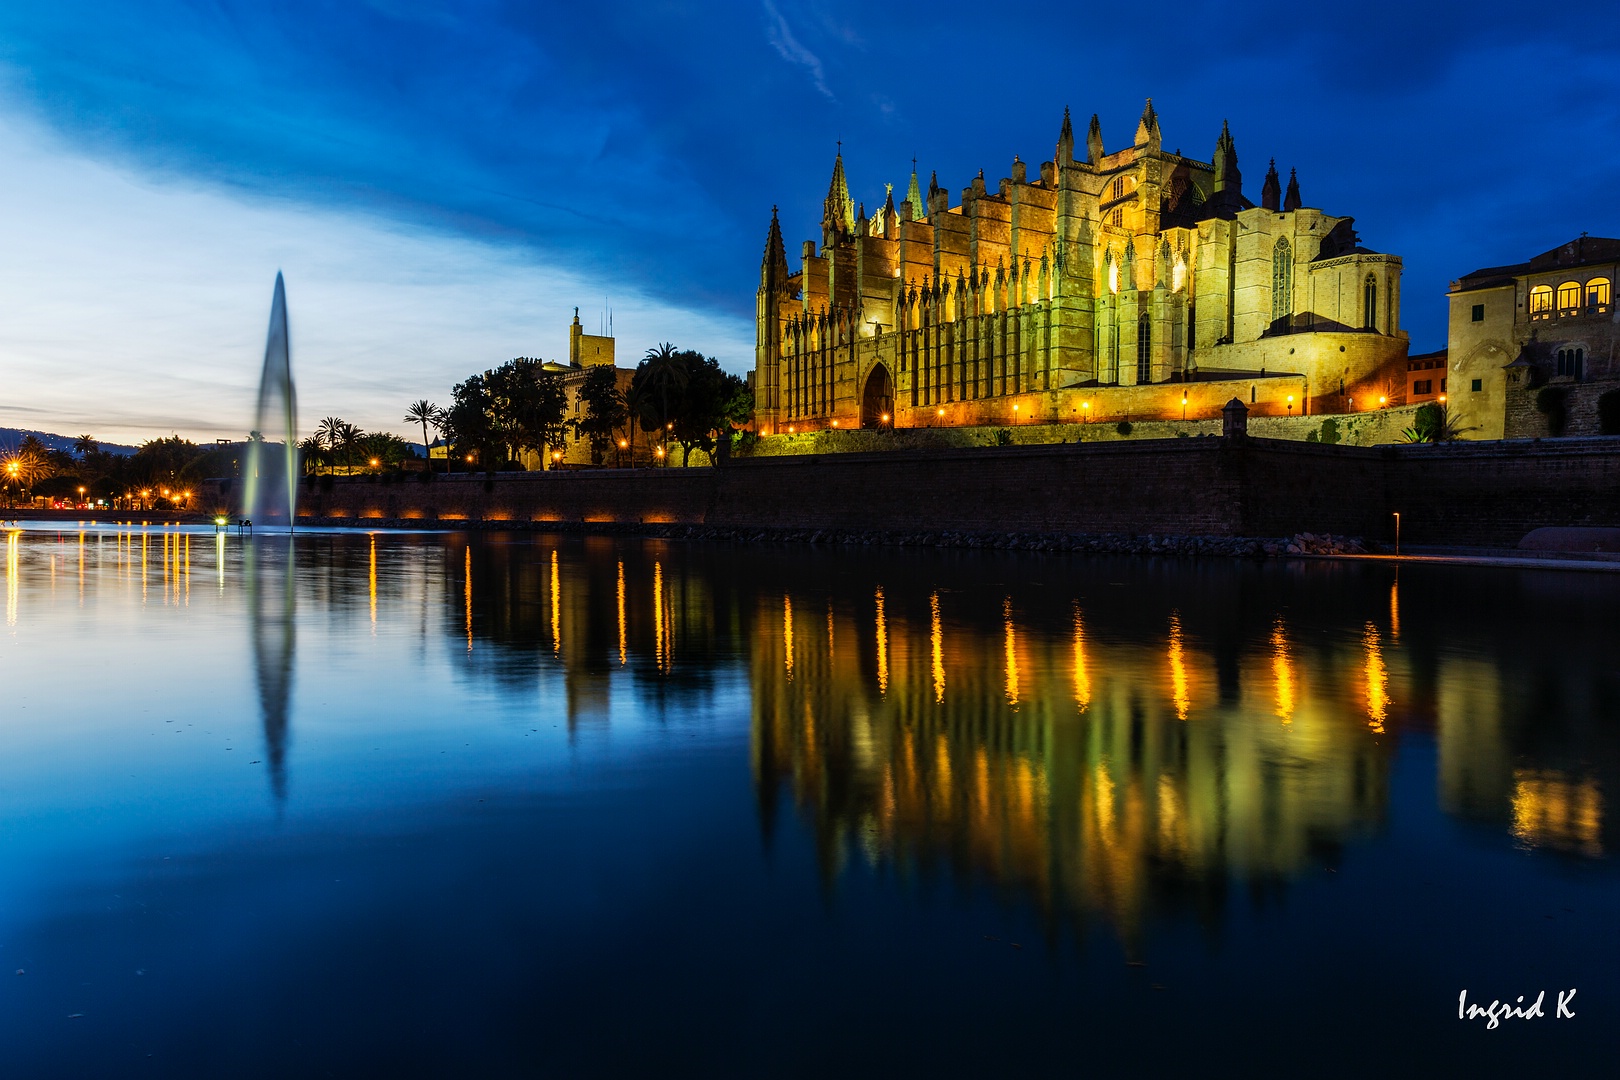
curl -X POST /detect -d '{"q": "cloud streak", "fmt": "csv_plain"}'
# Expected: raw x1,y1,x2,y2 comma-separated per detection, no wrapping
762,1,833,100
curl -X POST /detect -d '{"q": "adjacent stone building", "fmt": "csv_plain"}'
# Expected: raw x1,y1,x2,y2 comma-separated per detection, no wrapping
1449,236,1620,439
753,102,1410,434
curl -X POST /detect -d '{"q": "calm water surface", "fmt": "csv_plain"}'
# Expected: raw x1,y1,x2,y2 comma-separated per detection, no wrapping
1,524,1616,1076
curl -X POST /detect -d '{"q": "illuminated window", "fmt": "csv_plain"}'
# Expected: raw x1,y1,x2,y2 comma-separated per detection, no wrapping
1271,238,1292,325
1364,273,1378,331
1111,176,1127,200
1556,348,1585,379
1471,303,1484,322
1586,277,1611,311
1556,281,1580,314
1529,285,1553,320
1109,207,1123,228
1137,314,1152,383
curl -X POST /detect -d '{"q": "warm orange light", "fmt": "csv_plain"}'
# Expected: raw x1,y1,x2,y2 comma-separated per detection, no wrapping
370,458,379,467
618,439,627,448
1439,394,1447,403
466,454,474,462
936,408,944,417
655,447,665,457
1379,396,1388,406
881,413,890,422
666,422,673,430
831,419,839,427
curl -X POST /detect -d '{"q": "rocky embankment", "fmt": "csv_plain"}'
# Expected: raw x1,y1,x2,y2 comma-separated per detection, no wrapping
299,517,1373,557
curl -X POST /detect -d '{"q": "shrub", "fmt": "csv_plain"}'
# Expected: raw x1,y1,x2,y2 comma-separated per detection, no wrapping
1115,420,1134,436
1599,389,1620,436
1318,417,1341,445
1305,430,1319,443
994,428,1013,446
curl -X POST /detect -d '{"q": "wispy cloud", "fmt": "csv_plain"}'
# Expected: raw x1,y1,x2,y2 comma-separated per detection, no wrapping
762,1,833,99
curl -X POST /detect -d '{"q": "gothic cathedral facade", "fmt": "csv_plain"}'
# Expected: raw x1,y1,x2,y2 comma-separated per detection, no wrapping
753,102,1409,433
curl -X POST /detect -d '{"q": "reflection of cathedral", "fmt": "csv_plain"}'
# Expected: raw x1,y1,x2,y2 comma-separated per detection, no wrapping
754,102,1409,433
749,588,1394,942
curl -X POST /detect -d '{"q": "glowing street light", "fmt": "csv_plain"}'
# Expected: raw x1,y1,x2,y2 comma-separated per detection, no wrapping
1082,401,1091,423
1287,394,1295,415
1181,393,1188,421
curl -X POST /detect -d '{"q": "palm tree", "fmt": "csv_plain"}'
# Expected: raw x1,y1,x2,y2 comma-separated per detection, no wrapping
404,400,437,469
74,435,98,457
297,435,324,475
338,423,363,474
316,417,345,474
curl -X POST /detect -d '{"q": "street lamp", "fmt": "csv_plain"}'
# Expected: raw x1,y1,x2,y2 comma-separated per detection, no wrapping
1379,395,1388,407
1181,393,1188,422
1287,394,1295,415
1082,401,1091,423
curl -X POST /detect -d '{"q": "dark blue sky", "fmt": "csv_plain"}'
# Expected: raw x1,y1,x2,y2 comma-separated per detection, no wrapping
1,0,1616,436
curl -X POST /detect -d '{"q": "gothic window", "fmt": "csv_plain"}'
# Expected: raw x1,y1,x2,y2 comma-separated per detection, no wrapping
1586,277,1612,312
1109,207,1123,228
1556,281,1581,315
1111,177,1126,200
1364,273,1378,332
1137,315,1152,383
1271,239,1293,325
1556,348,1585,379
1529,285,1554,320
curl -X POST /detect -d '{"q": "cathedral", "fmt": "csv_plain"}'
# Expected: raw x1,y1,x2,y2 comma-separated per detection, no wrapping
753,102,1410,433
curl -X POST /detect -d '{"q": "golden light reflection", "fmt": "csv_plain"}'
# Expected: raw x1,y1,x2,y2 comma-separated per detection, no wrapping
549,549,560,654
782,591,794,680
827,599,835,661
1002,597,1019,705
929,591,945,704
616,560,626,665
183,534,190,606
5,530,17,627
78,531,85,606
1168,611,1189,720
1271,616,1295,723
1072,602,1090,712
369,535,377,631
1389,576,1401,640
216,531,225,592
1363,621,1388,732
141,529,148,605
463,544,472,652
874,586,888,694
653,561,667,672
1511,769,1604,857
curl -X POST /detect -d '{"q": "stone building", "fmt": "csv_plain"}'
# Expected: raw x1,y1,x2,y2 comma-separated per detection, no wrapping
1448,236,1620,439
753,102,1410,435
518,309,639,468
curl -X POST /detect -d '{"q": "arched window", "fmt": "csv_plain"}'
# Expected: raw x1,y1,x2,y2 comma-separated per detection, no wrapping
1364,273,1378,332
1271,238,1292,326
1111,177,1125,200
1556,348,1585,380
1137,314,1152,383
1585,277,1611,312
1556,281,1581,315
1529,285,1554,320
1109,207,1123,228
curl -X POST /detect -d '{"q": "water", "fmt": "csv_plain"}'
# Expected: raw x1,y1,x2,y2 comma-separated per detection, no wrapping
1,524,1616,1075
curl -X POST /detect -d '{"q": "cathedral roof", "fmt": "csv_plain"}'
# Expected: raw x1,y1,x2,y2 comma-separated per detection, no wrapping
1455,236,1620,290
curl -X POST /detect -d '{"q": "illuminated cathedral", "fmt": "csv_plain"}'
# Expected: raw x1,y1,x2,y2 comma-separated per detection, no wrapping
753,101,1410,433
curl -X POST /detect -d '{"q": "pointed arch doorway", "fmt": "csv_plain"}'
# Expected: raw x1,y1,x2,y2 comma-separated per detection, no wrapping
861,363,894,428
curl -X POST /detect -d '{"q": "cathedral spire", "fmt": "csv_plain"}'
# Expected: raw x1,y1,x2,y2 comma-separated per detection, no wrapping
760,205,790,291
905,161,924,220
823,147,856,246
1283,167,1301,212
1213,119,1240,195
1086,114,1104,165
1261,159,1281,211
1056,106,1075,167
1135,98,1161,152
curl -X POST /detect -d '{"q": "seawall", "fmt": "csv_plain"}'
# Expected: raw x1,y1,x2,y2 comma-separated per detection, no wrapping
206,435,1620,548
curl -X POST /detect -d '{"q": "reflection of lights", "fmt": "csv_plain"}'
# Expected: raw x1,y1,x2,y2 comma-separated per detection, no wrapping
5,530,17,627
826,599,835,660
369,535,377,630
1511,769,1604,857
1003,597,1019,706
1072,602,1090,712
930,591,945,704
1390,578,1401,639
1363,621,1387,732
464,545,473,652
653,562,668,672
1168,611,1189,720
875,586,888,694
781,591,793,679
616,561,626,665
1271,616,1294,722
550,549,561,654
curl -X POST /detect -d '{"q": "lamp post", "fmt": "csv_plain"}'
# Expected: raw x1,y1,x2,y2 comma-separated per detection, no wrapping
1287,394,1294,416
617,438,628,468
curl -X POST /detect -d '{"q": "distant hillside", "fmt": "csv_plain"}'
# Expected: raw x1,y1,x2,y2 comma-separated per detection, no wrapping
0,428,138,456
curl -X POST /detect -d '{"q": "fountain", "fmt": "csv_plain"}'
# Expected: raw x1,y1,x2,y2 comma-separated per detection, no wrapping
242,272,299,529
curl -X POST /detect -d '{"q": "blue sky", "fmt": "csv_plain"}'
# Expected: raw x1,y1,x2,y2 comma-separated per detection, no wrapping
1,0,1616,443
